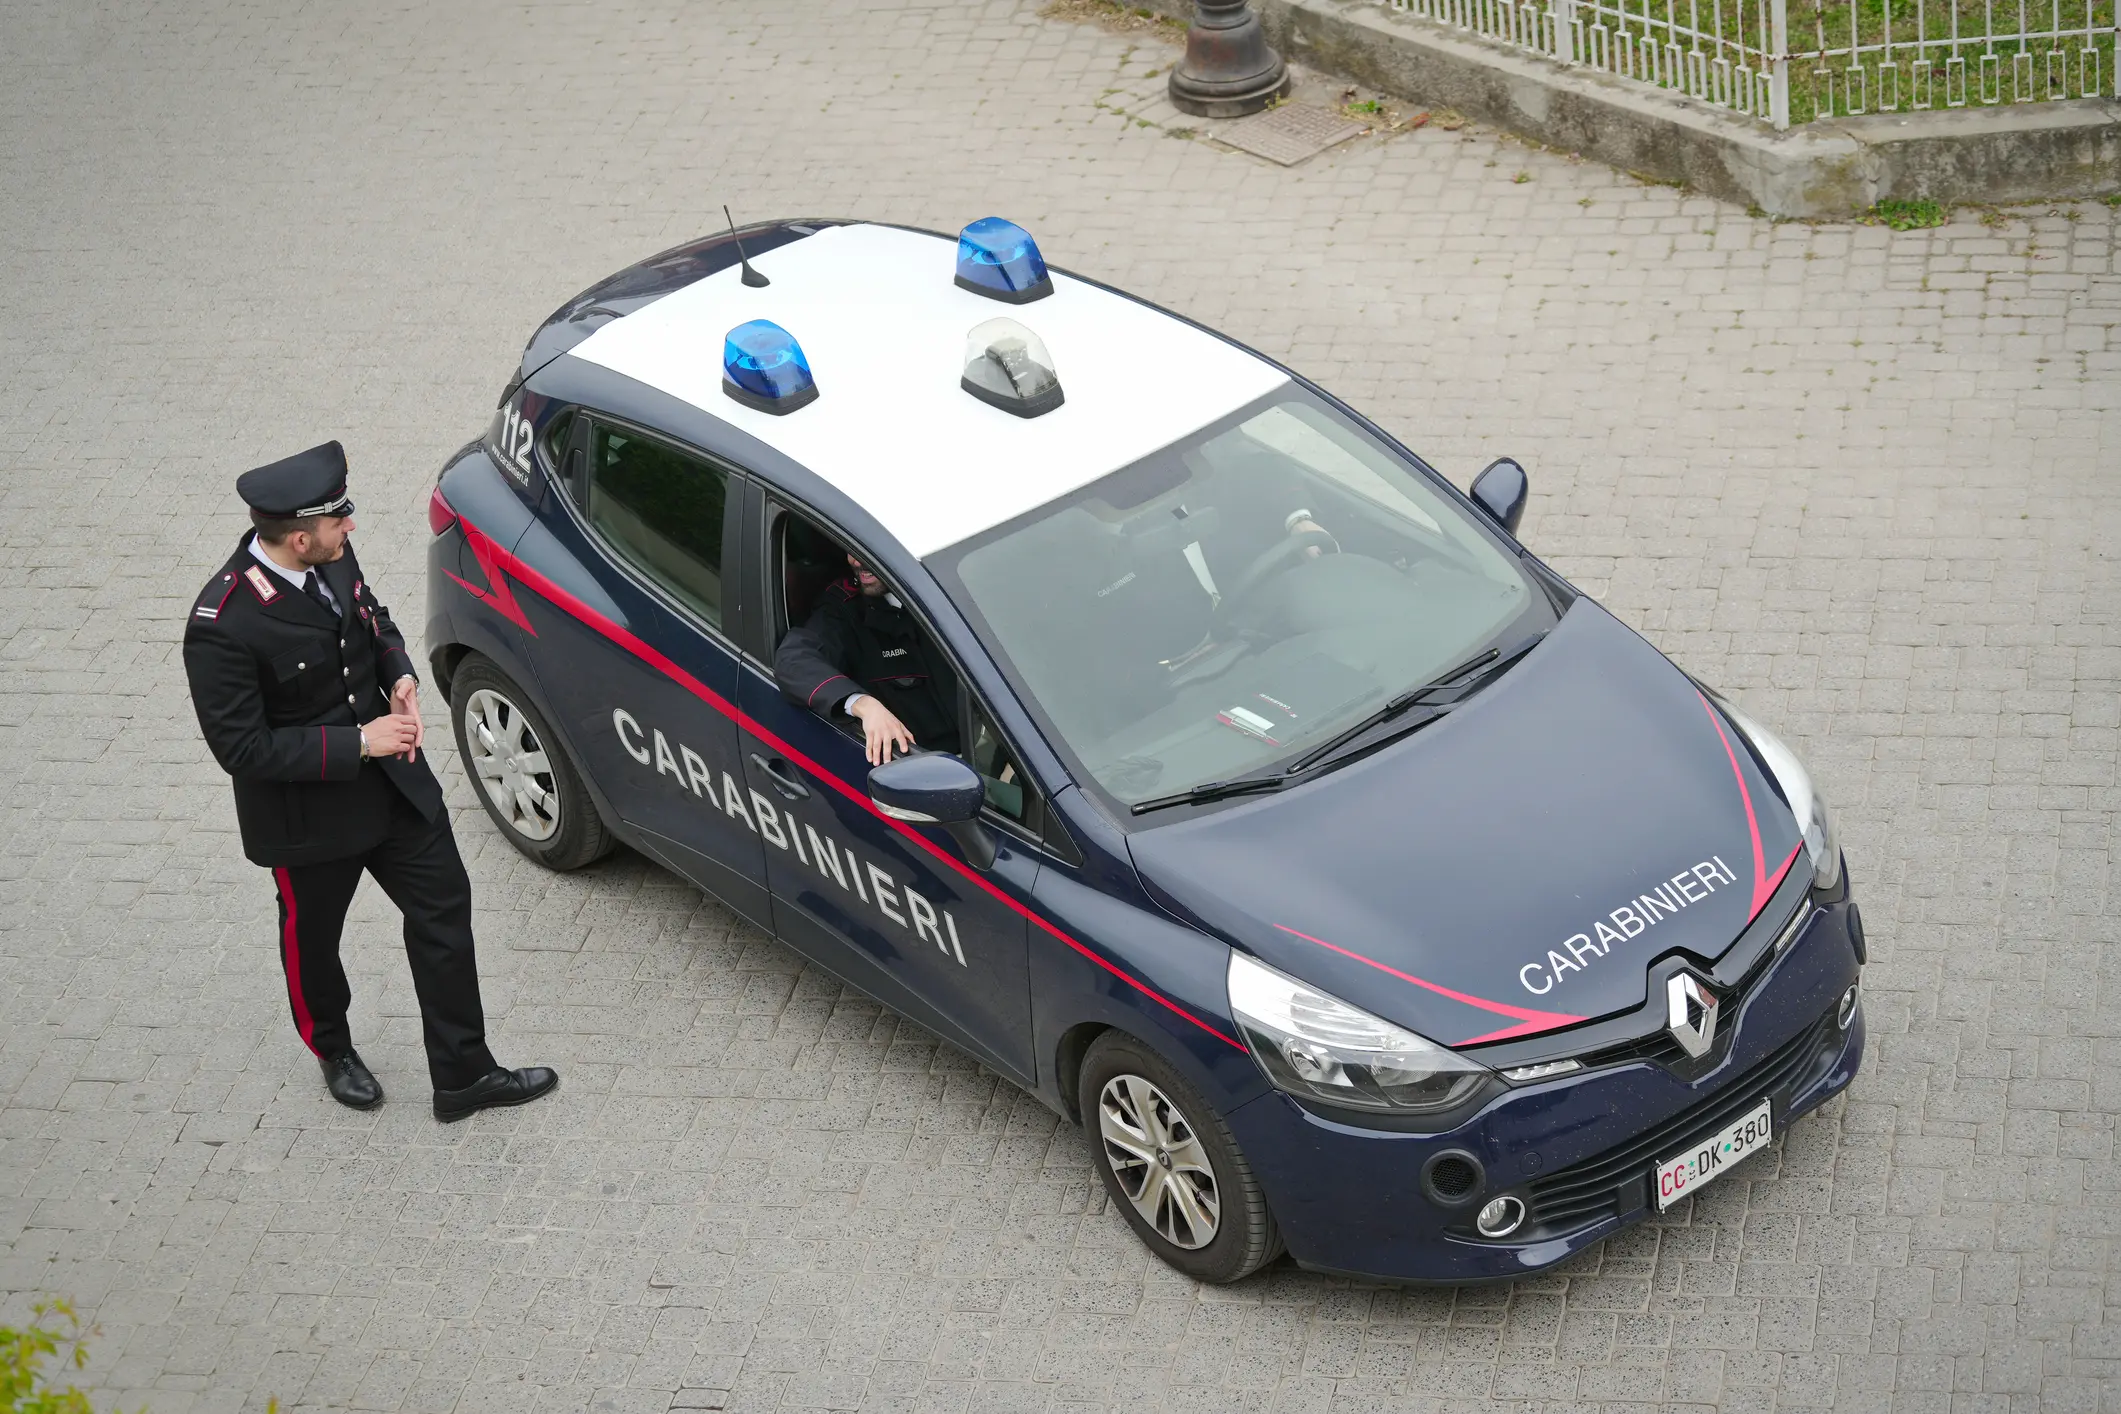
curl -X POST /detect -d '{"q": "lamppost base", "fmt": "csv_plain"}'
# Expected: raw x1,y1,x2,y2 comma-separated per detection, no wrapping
1167,2,1291,119
1167,64,1292,119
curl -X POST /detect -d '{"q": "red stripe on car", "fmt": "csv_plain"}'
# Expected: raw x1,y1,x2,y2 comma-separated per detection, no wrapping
1699,693,1801,922
1275,923,1586,1045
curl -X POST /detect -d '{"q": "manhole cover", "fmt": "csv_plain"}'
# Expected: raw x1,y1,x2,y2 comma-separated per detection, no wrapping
1215,104,1366,165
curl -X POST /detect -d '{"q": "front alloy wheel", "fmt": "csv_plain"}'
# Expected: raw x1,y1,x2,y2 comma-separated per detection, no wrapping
1099,1073,1221,1249
1080,1031,1281,1283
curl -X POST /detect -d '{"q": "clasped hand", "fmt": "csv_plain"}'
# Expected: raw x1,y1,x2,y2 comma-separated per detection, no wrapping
362,676,426,762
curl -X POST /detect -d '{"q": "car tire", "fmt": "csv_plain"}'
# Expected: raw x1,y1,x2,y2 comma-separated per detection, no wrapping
1079,1030,1282,1284
448,655,613,870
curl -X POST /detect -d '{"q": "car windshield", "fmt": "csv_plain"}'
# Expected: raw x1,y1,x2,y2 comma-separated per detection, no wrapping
929,387,1553,810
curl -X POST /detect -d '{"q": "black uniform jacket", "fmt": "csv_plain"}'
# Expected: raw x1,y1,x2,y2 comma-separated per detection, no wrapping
183,534,444,866
775,577,961,753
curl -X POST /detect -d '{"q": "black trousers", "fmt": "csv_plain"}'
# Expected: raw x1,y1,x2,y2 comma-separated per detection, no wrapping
269,779,497,1090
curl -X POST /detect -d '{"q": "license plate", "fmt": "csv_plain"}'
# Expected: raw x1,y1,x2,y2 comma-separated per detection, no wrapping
1653,1096,1773,1210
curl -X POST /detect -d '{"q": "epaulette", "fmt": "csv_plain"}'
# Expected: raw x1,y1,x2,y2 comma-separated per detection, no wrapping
191,568,242,624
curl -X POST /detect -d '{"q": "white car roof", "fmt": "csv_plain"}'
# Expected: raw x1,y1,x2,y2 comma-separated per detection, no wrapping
566,222,1289,557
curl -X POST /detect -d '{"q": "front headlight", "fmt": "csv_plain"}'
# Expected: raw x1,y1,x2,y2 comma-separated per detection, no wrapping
1227,952,1491,1112
1716,697,1843,891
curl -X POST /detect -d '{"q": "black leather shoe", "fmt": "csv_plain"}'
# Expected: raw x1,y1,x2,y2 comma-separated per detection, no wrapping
319,1052,383,1109
433,1066,559,1123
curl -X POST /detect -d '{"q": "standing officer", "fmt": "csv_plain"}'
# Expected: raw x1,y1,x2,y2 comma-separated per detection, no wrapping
183,441,558,1121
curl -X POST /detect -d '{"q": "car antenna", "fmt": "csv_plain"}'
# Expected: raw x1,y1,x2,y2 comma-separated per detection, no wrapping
725,206,770,288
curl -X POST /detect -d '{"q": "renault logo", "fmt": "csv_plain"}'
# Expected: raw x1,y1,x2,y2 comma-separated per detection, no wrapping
1666,972,1720,1058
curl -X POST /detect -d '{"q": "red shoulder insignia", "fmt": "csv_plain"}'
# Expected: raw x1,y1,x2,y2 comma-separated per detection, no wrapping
243,564,280,603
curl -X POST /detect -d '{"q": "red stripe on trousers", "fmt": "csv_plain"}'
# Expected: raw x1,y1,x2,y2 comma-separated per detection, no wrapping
274,866,320,1054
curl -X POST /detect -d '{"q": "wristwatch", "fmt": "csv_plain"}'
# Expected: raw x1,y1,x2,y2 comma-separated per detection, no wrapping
1284,508,1315,533
358,726,371,760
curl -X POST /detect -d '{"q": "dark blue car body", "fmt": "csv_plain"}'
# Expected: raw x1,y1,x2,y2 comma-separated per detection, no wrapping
425,219,1864,1284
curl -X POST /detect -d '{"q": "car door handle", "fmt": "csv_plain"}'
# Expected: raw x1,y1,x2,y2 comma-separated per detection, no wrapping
750,753,811,801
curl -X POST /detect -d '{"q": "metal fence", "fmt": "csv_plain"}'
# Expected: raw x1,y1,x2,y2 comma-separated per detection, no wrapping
1390,0,2117,126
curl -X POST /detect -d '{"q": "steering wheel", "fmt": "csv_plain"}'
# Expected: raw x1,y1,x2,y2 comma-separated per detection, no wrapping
1225,528,1339,606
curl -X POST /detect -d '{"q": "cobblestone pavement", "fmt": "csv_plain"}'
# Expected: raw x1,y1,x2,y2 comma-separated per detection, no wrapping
3,1,2117,1410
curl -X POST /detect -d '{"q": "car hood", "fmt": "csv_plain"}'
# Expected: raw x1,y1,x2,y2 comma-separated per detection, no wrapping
1129,601,1805,1047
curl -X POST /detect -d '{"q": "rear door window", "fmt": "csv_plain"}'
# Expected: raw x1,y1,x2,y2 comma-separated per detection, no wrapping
585,423,731,628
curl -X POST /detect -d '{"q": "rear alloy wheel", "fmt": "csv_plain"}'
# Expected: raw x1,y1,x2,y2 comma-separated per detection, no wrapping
448,656,611,870
1080,1031,1281,1283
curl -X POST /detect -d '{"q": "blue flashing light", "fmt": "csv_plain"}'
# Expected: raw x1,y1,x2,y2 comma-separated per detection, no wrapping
954,217,1053,304
721,319,818,415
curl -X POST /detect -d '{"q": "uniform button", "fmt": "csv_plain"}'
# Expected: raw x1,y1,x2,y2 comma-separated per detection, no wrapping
297,662,306,671
342,667,350,677
340,638,346,647
347,694,356,705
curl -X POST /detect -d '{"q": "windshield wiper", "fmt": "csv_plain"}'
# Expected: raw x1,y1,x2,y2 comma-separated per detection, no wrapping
1127,640,1540,815
1130,773,1293,816
1285,646,1507,775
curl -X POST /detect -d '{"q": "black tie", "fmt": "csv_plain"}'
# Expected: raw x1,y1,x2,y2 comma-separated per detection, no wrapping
301,570,336,618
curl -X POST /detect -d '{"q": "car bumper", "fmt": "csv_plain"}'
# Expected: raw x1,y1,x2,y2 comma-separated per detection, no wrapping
1227,895,1865,1285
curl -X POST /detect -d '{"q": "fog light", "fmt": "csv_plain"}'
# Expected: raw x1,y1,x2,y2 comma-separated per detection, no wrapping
1475,1195,1526,1239
1837,982,1859,1030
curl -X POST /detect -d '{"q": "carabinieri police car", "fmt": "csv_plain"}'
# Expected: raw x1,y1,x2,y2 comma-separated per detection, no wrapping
424,217,1864,1285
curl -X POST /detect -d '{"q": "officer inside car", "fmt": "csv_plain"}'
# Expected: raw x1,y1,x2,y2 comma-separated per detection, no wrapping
776,551,960,766
182,442,558,1121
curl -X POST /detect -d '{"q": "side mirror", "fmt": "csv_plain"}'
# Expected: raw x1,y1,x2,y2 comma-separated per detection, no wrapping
1470,457,1529,536
869,753,996,869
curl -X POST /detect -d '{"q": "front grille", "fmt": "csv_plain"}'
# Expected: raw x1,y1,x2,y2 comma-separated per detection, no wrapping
1577,905,1813,1076
1515,1010,1835,1237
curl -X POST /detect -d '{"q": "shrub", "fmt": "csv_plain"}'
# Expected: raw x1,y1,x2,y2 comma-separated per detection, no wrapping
2,1299,99,1413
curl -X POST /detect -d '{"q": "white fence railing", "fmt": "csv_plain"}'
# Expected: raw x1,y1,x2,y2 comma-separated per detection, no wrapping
1391,0,2117,126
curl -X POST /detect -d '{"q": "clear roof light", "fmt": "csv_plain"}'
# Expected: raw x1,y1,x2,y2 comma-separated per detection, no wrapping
721,319,817,415
954,217,1053,304
960,318,1064,419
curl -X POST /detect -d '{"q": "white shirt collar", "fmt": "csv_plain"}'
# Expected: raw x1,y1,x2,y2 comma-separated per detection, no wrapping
248,534,310,587
248,535,336,609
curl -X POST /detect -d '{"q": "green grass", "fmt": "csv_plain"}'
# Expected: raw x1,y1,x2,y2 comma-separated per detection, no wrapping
1870,197,1950,227
1789,0,2116,122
